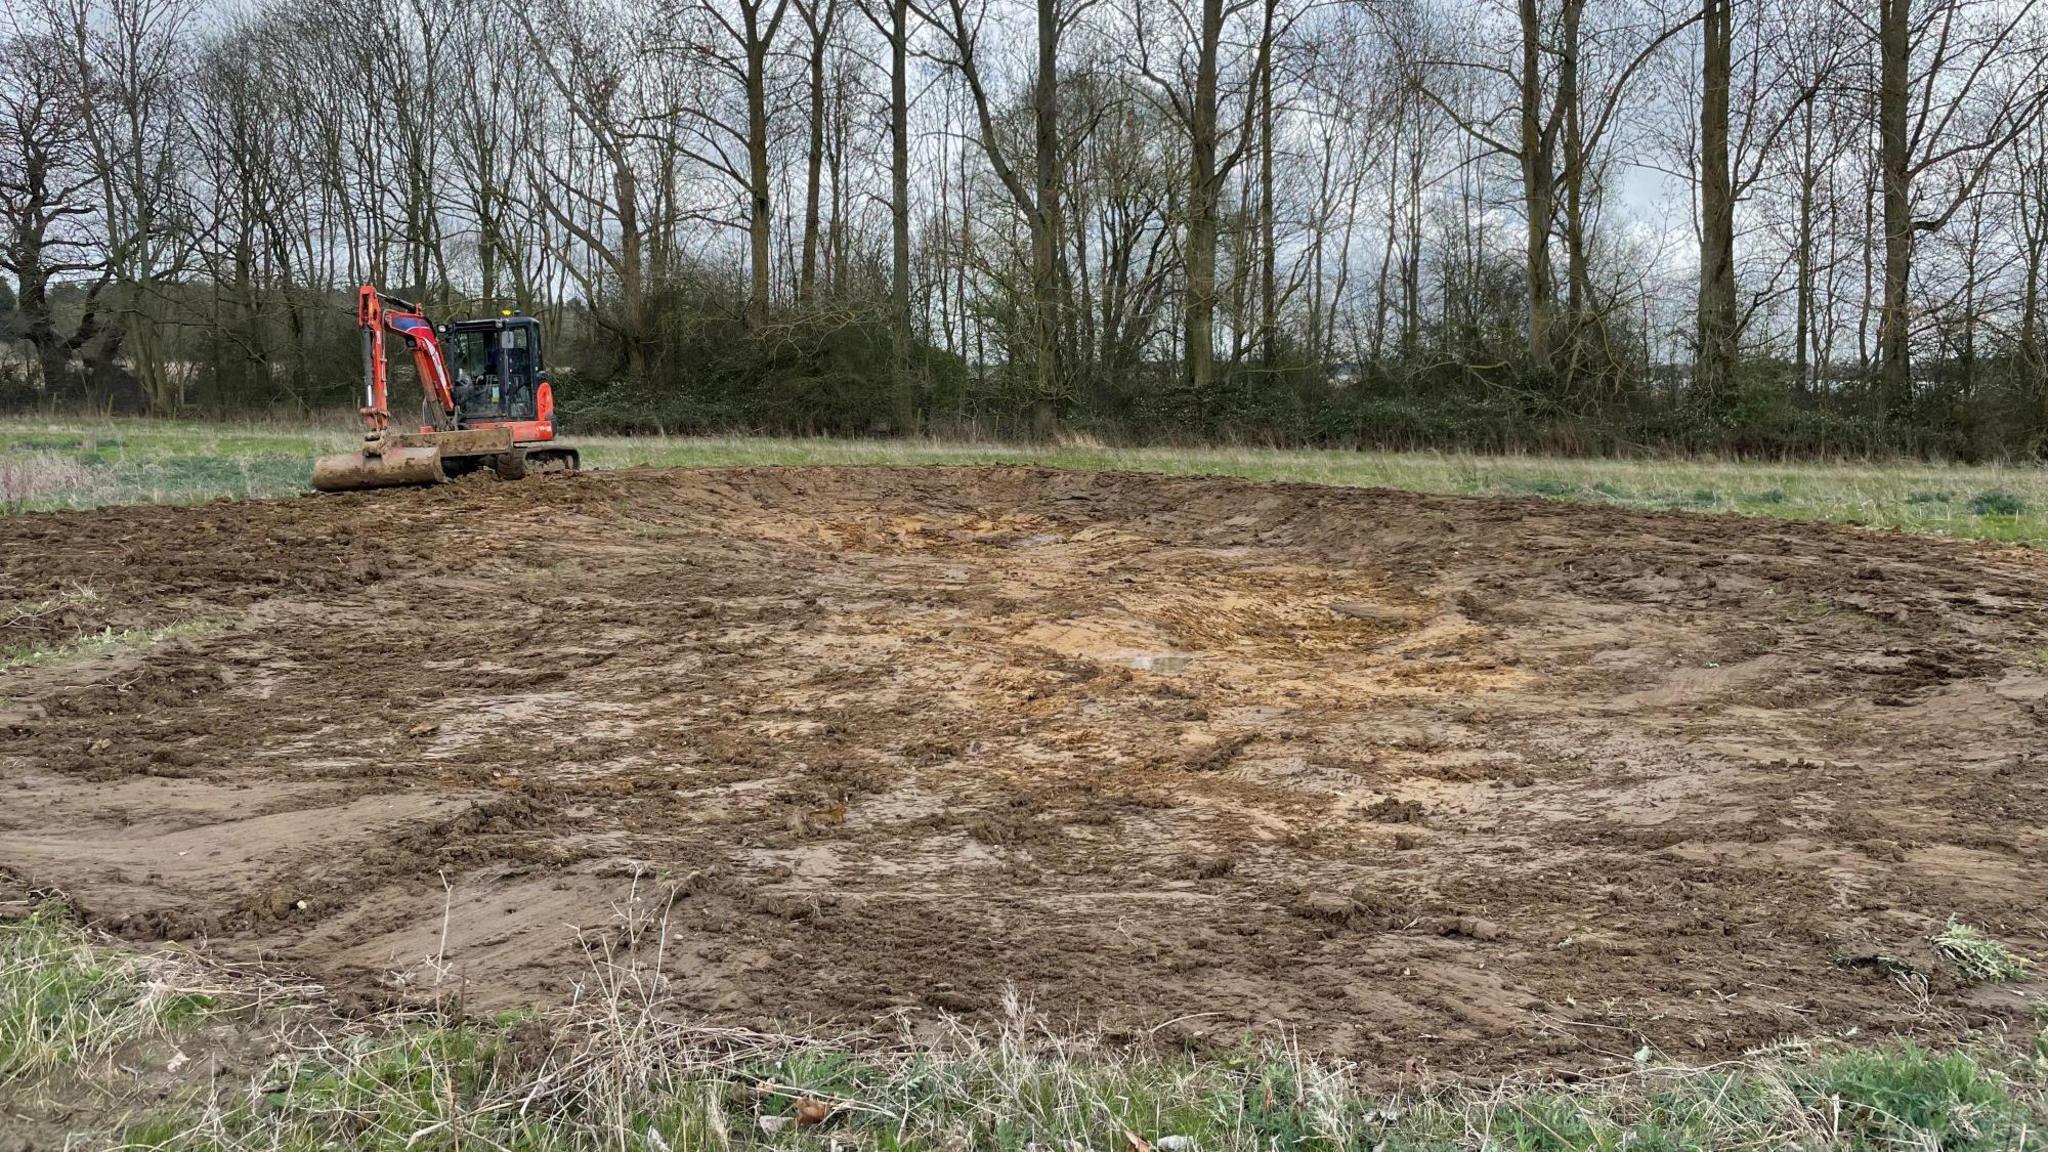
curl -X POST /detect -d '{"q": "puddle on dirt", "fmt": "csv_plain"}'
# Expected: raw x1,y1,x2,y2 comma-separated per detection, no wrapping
1122,652,1196,673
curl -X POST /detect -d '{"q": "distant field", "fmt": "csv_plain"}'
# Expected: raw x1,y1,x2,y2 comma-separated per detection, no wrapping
2,417,2045,547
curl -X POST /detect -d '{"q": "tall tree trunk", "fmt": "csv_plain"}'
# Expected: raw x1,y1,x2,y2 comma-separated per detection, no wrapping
1858,151,1876,378
1518,0,1556,373
2022,198,2046,419
1402,102,1424,361
616,161,648,377
1695,0,1738,419
1183,0,1222,398
1558,0,1601,383
22,276,74,398
798,0,833,304
957,98,972,368
741,0,790,326
1256,0,1277,366
1793,103,1816,396
828,71,847,293
889,0,914,428
747,29,774,324
1877,0,1913,420
1374,162,1397,364
1031,0,1063,424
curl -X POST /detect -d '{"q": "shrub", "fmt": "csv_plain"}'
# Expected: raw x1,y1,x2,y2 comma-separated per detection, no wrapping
1967,491,2025,516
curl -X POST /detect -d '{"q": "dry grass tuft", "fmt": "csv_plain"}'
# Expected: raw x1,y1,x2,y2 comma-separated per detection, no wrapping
0,452,96,510
4,895,2047,1151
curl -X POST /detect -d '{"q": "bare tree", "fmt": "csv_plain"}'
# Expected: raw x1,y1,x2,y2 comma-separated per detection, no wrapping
52,0,193,412
917,0,1089,421
858,0,916,424
708,0,794,323
796,0,840,303
1695,0,1736,411
1128,0,1275,397
514,0,685,376
0,23,105,397
1869,0,2048,419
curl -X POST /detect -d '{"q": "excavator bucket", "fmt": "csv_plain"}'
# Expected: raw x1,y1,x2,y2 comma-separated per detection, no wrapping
311,428,514,493
311,443,446,492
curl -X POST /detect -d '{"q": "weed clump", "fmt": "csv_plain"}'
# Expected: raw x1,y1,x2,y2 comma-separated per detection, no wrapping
1934,918,2029,982
1969,490,2026,517
1802,1043,2025,1152
1505,477,1578,497
0,908,217,1085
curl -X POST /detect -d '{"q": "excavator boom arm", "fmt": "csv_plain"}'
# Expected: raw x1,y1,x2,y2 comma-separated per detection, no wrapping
356,284,456,431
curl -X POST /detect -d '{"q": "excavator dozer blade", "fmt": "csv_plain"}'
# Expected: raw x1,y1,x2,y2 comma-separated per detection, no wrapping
311,445,446,492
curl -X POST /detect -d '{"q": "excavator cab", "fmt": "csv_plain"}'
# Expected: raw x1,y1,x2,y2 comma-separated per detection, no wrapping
443,317,545,425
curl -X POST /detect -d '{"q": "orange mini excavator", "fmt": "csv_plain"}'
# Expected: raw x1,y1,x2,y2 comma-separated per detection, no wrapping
312,284,581,492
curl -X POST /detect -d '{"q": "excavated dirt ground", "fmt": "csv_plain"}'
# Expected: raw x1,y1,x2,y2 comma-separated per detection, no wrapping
4,465,2048,1075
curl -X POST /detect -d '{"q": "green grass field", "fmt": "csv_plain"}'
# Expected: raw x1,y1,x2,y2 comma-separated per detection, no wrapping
3,417,2046,548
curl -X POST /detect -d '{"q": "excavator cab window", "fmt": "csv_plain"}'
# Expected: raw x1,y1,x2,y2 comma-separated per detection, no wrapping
445,319,543,424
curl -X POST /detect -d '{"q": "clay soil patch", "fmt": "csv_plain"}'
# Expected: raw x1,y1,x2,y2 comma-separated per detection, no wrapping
4,466,2047,1074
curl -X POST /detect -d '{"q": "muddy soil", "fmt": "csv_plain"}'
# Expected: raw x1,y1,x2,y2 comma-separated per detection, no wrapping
4,466,2046,1075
